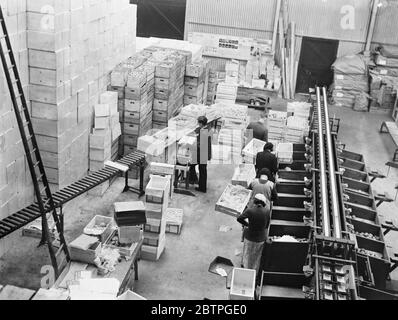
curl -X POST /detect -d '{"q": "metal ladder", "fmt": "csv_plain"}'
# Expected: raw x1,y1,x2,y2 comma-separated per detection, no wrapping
0,6,70,277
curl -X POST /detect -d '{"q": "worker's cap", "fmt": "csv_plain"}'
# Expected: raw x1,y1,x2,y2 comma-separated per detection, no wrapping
254,194,267,204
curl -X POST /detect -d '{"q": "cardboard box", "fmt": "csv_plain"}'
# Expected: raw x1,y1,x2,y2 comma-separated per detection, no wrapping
229,268,256,300
114,201,147,226
69,234,102,265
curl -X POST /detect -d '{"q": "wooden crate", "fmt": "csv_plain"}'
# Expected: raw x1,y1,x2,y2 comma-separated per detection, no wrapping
140,235,166,261
231,164,256,188
146,175,171,204
215,185,252,218
124,98,148,113
83,215,114,243
184,84,204,97
165,208,184,235
104,229,142,257
69,235,102,265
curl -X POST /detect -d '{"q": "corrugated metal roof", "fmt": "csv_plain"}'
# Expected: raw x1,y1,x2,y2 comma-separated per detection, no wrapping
373,3,398,45
186,22,273,40
186,0,275,32
287,0,370,42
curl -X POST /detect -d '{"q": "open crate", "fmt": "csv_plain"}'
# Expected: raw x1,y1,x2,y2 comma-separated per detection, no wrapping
69,234,102,265
242,138,266,164
231,164,256,188
229,268,256,300
83,215,114,243
146,175,171,204
104,229,142,257
215,184,252,218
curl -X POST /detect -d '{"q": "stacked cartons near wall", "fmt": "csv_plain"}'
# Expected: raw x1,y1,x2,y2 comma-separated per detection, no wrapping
88,95,120,196
152,51,186,129
207,70,218,105
110,53,155,179
0,0,32,257
331,55,369,111
369,49,398,114
143,175,171,261
184,59,209,106
27,0,137,191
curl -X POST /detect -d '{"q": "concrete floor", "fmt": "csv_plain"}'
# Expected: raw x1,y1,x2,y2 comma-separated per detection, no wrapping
0,102,397,299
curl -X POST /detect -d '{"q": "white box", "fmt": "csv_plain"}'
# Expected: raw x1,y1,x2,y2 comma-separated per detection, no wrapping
230,268,256,300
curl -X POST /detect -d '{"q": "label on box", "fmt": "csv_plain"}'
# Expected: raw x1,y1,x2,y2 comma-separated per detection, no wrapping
380,69,388,75
378,58,387,66
336,74,344,80
336,92,344,98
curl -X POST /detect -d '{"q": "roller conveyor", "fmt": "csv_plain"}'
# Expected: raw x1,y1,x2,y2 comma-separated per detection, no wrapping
0,151,146,240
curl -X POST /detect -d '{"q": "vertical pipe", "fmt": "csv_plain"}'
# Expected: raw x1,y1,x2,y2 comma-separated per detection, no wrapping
323,87,342,239
365,0,380,53
316,87,331,237
272,0,282,53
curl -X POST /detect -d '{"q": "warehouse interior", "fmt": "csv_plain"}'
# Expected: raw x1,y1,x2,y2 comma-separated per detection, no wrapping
0,0,398,301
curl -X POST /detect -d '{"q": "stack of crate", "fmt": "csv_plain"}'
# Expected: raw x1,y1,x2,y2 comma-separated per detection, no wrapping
207,70,219,105
123,69,153,155
267,111,288,143
153,53,186,129
184,59,209,106
143,175,171,261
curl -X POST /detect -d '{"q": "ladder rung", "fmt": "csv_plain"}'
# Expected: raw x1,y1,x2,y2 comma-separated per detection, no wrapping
56,244,66,257
8,64,15,70
11,79,19,85
0,34,7,40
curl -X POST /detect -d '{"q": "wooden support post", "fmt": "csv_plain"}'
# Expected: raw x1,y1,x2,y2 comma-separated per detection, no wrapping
290,22,296,98
272,0,282,53
278,17,287,98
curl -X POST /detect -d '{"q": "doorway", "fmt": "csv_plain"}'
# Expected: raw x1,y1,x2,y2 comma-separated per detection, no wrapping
296,37,339,93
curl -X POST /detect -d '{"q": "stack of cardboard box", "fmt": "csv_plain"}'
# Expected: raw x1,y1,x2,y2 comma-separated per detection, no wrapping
123,68,153,155
143,175,171,261
207,70,219,105
267,111,288,143
153,52,186,129
184,59,210,106
27,0,137,190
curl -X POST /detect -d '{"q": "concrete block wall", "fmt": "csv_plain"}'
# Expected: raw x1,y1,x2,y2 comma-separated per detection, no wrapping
0,0,33,258
0,0,137,258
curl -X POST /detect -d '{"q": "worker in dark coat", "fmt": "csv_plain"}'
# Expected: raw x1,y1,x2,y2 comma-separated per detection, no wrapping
189,116,212,193
237,194,271,274
255,142,278,182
